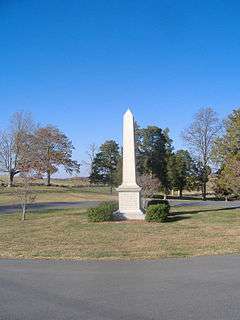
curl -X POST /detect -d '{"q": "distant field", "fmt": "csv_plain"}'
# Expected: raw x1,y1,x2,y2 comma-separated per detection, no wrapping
0,176,214,206
0,175,117,205
0,204,240,260
0,176,91,188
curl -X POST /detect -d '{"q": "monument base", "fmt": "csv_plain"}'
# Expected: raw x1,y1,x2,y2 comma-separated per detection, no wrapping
115,184,145,220
114,210,145,220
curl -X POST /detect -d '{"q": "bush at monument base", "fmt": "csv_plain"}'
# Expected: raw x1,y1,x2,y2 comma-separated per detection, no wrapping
152,194,164,199
146,199,170,211
145,204,169,223
87,202,118,222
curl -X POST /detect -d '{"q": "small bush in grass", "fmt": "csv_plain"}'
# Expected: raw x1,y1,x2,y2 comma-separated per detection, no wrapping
87,202,118,222
145,204,169,223
146,199,170,211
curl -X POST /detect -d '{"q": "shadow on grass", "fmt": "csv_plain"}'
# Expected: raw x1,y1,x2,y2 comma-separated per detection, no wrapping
154,194,239,201
167,195,221,201
166,216,191,223
172,206,240,217
153,193,226,201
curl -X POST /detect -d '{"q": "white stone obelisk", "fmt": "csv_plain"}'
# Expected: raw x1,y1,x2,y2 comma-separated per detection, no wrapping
116,109,144,220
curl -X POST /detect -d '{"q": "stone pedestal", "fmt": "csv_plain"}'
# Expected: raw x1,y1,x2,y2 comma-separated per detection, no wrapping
116,185,144,220
116,109,144,220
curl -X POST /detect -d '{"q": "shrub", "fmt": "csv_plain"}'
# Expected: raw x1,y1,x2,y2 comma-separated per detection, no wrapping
145,203,169,223
152,194,164,199
87,202,118,222
146,199,170,211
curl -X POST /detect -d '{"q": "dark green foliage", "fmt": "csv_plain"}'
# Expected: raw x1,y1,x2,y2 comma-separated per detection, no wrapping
145,204,169,223
87,202,118,222
167,150,194,197
186,161,211,197
135,125,173,194
89,140,120,192
146,199,170,211
112,154,122,187
152,194,164,199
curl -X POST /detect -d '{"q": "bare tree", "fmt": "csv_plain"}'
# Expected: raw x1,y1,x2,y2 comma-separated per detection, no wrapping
182,107,222,200
138,174,161,206
83,143,98,175
0,111,35,187
14,173,37,221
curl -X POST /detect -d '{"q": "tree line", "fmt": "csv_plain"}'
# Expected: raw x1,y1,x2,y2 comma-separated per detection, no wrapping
1,108,240,201
89,107,240,200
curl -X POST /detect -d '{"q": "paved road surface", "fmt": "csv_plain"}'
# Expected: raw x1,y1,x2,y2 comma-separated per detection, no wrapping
0,256,240,320
0,199,240,214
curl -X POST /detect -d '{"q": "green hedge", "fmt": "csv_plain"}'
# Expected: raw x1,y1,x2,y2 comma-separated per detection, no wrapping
152,194,164,199
146,199,170,211
87,202,118,222
145,203,169,223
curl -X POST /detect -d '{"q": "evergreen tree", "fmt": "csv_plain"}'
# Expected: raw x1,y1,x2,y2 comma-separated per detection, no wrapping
90,140,120,193
136,125,173,195
168,150,193,198
191,161,211,195
113,153,122,187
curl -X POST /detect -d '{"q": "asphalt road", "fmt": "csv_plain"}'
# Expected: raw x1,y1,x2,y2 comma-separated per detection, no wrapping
0,256,240,320
1,199,240,215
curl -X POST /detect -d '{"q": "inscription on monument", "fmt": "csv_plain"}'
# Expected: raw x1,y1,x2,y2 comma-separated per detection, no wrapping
119,192,140,211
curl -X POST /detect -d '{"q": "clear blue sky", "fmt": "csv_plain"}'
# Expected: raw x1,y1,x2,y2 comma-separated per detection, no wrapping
1,0,240,176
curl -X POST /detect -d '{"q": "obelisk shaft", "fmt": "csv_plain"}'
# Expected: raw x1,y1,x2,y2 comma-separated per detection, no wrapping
116,109,144,220
122,109,137,186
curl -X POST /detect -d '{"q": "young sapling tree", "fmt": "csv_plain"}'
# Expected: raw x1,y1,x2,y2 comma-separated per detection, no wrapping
14,173,37,221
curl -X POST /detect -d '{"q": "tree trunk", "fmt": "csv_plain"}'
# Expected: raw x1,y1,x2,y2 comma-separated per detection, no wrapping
179,188,183,199
8,171,14,187
47,171,51,186
163,187,168,200
21,204,26,221
202,182,207,200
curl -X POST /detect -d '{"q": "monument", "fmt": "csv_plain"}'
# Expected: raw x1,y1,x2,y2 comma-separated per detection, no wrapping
116,109,144,220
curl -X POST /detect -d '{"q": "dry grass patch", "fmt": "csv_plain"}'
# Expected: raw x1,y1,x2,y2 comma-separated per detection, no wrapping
0,185,116,205
0,205,240,260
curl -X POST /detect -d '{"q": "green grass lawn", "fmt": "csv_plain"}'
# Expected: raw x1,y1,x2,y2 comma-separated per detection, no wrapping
0,205,240,260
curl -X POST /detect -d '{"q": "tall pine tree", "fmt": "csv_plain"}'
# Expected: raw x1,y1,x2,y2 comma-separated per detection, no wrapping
136,125,173,195
90,140,120,193
168,150,193,198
